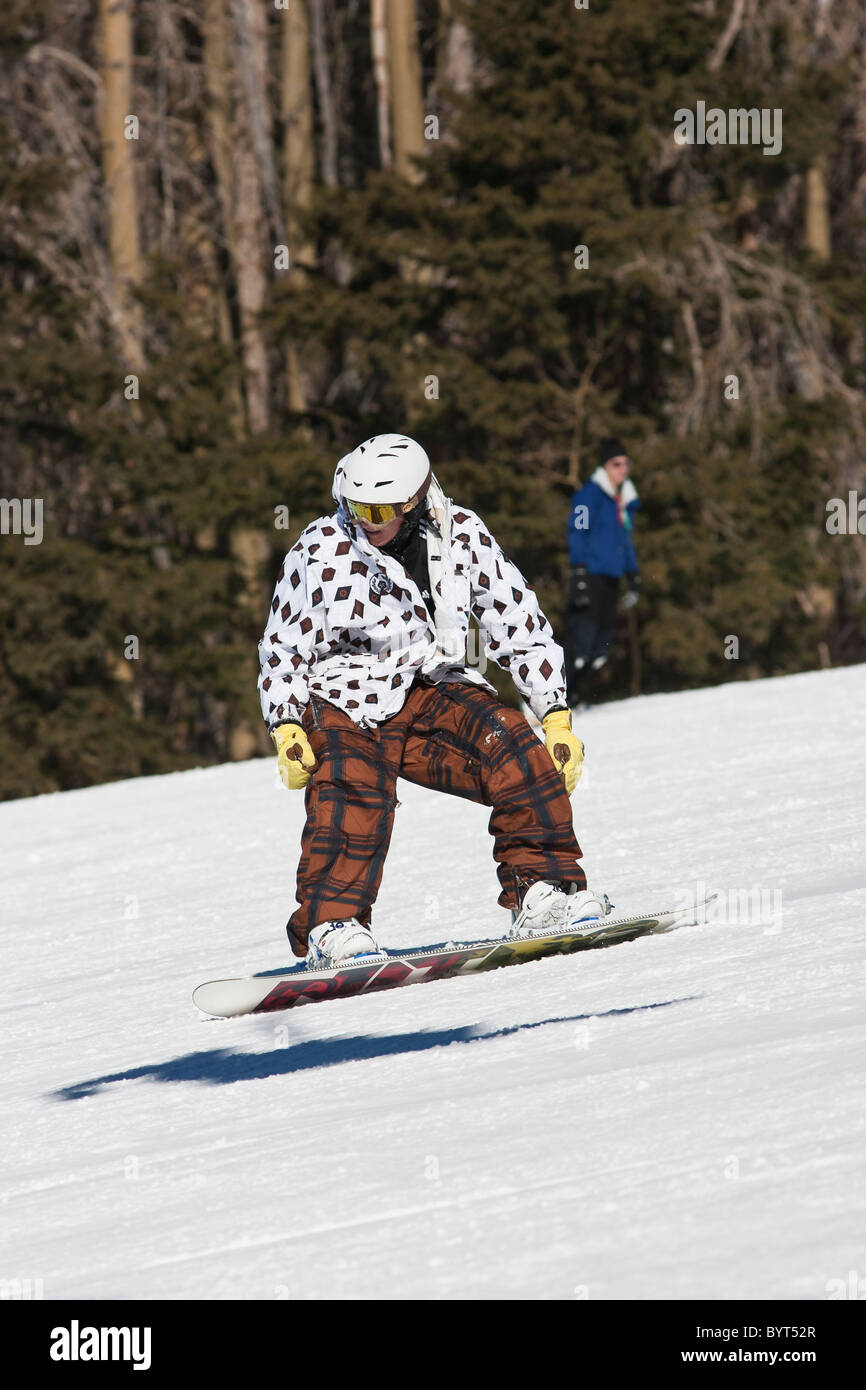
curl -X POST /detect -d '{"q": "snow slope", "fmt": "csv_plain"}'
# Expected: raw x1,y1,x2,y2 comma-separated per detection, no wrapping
2,665,865,1300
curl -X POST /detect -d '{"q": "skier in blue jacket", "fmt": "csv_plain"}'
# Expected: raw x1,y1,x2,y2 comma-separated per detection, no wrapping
565,438,641,706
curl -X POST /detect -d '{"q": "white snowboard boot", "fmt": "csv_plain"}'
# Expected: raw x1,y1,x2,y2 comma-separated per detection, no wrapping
306,918,387,969
509,881,611,939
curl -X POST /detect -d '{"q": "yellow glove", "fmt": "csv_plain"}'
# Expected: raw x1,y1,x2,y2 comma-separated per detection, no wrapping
541,708,584,795
271,722,317,790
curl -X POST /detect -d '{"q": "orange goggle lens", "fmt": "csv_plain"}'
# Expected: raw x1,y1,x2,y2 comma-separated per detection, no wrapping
344,498,400,525
344,473,430,527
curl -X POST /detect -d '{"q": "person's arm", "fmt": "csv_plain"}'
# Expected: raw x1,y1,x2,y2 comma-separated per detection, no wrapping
567,483,596,610
461,509,567,722
567,482,595,566
258,529,323,732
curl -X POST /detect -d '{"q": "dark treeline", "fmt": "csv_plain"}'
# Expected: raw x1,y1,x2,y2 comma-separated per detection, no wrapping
1,0,865,801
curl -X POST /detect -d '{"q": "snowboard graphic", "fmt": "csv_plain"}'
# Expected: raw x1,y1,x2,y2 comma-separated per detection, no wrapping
193,897,714,1018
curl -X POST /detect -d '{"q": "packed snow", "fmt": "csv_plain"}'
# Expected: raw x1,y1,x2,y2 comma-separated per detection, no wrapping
2,664,865,1300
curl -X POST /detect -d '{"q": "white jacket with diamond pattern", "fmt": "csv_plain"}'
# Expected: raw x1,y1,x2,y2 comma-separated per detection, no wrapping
258,491,567,731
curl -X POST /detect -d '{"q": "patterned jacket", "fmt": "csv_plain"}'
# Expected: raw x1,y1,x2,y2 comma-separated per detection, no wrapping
258,474,567,731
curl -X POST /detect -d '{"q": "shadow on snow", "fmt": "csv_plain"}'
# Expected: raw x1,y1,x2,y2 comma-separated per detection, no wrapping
51,997,698,1101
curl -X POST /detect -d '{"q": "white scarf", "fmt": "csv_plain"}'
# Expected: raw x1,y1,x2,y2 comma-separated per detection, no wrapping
590,465,639,508
424,475,464,664
333,460,465,665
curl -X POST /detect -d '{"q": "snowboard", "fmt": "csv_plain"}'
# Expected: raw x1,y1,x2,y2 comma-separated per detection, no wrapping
193,896,714,1018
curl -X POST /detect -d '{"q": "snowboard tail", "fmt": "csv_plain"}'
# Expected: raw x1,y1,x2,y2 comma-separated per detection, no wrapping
193,897,713,1019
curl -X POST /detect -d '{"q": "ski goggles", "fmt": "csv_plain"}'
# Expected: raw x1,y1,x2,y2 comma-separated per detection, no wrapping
343,472,431,527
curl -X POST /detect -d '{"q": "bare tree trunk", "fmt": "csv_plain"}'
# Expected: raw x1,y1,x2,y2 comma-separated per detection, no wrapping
154,0,175,249
233,146,271,434
230,525,270,617
439,0,475,96
281,0,315,414
202,0,270,435
227,523,271,756
388,0,426,184
371,0,392,172
282,0,315,251
99,0,144,368
707,0,748,71
232,0,286,247
202,0,234,255
309,0,338,187
180,121,245,431
805,156,831,259
200,0,243,403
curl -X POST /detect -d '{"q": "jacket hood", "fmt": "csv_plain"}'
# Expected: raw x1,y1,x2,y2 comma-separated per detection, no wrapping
332,453,350,515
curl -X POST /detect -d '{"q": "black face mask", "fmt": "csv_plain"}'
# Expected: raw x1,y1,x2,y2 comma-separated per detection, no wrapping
381,500,433,611
382,498,427,558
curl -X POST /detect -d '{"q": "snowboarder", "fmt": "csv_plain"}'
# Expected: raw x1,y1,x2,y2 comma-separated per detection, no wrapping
259,434,608,967
565,439,641,707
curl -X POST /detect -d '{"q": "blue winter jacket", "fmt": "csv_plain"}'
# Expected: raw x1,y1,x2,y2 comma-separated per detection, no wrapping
567,476,640,576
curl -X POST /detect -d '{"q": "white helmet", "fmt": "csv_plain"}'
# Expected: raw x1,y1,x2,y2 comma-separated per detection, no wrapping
340,433,431,524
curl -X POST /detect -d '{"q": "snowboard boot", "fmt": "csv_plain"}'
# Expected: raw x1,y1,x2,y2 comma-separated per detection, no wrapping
306,918,387,969
509,880,611,939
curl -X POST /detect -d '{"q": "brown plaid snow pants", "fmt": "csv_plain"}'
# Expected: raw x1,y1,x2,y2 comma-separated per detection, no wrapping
286,680,585,954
